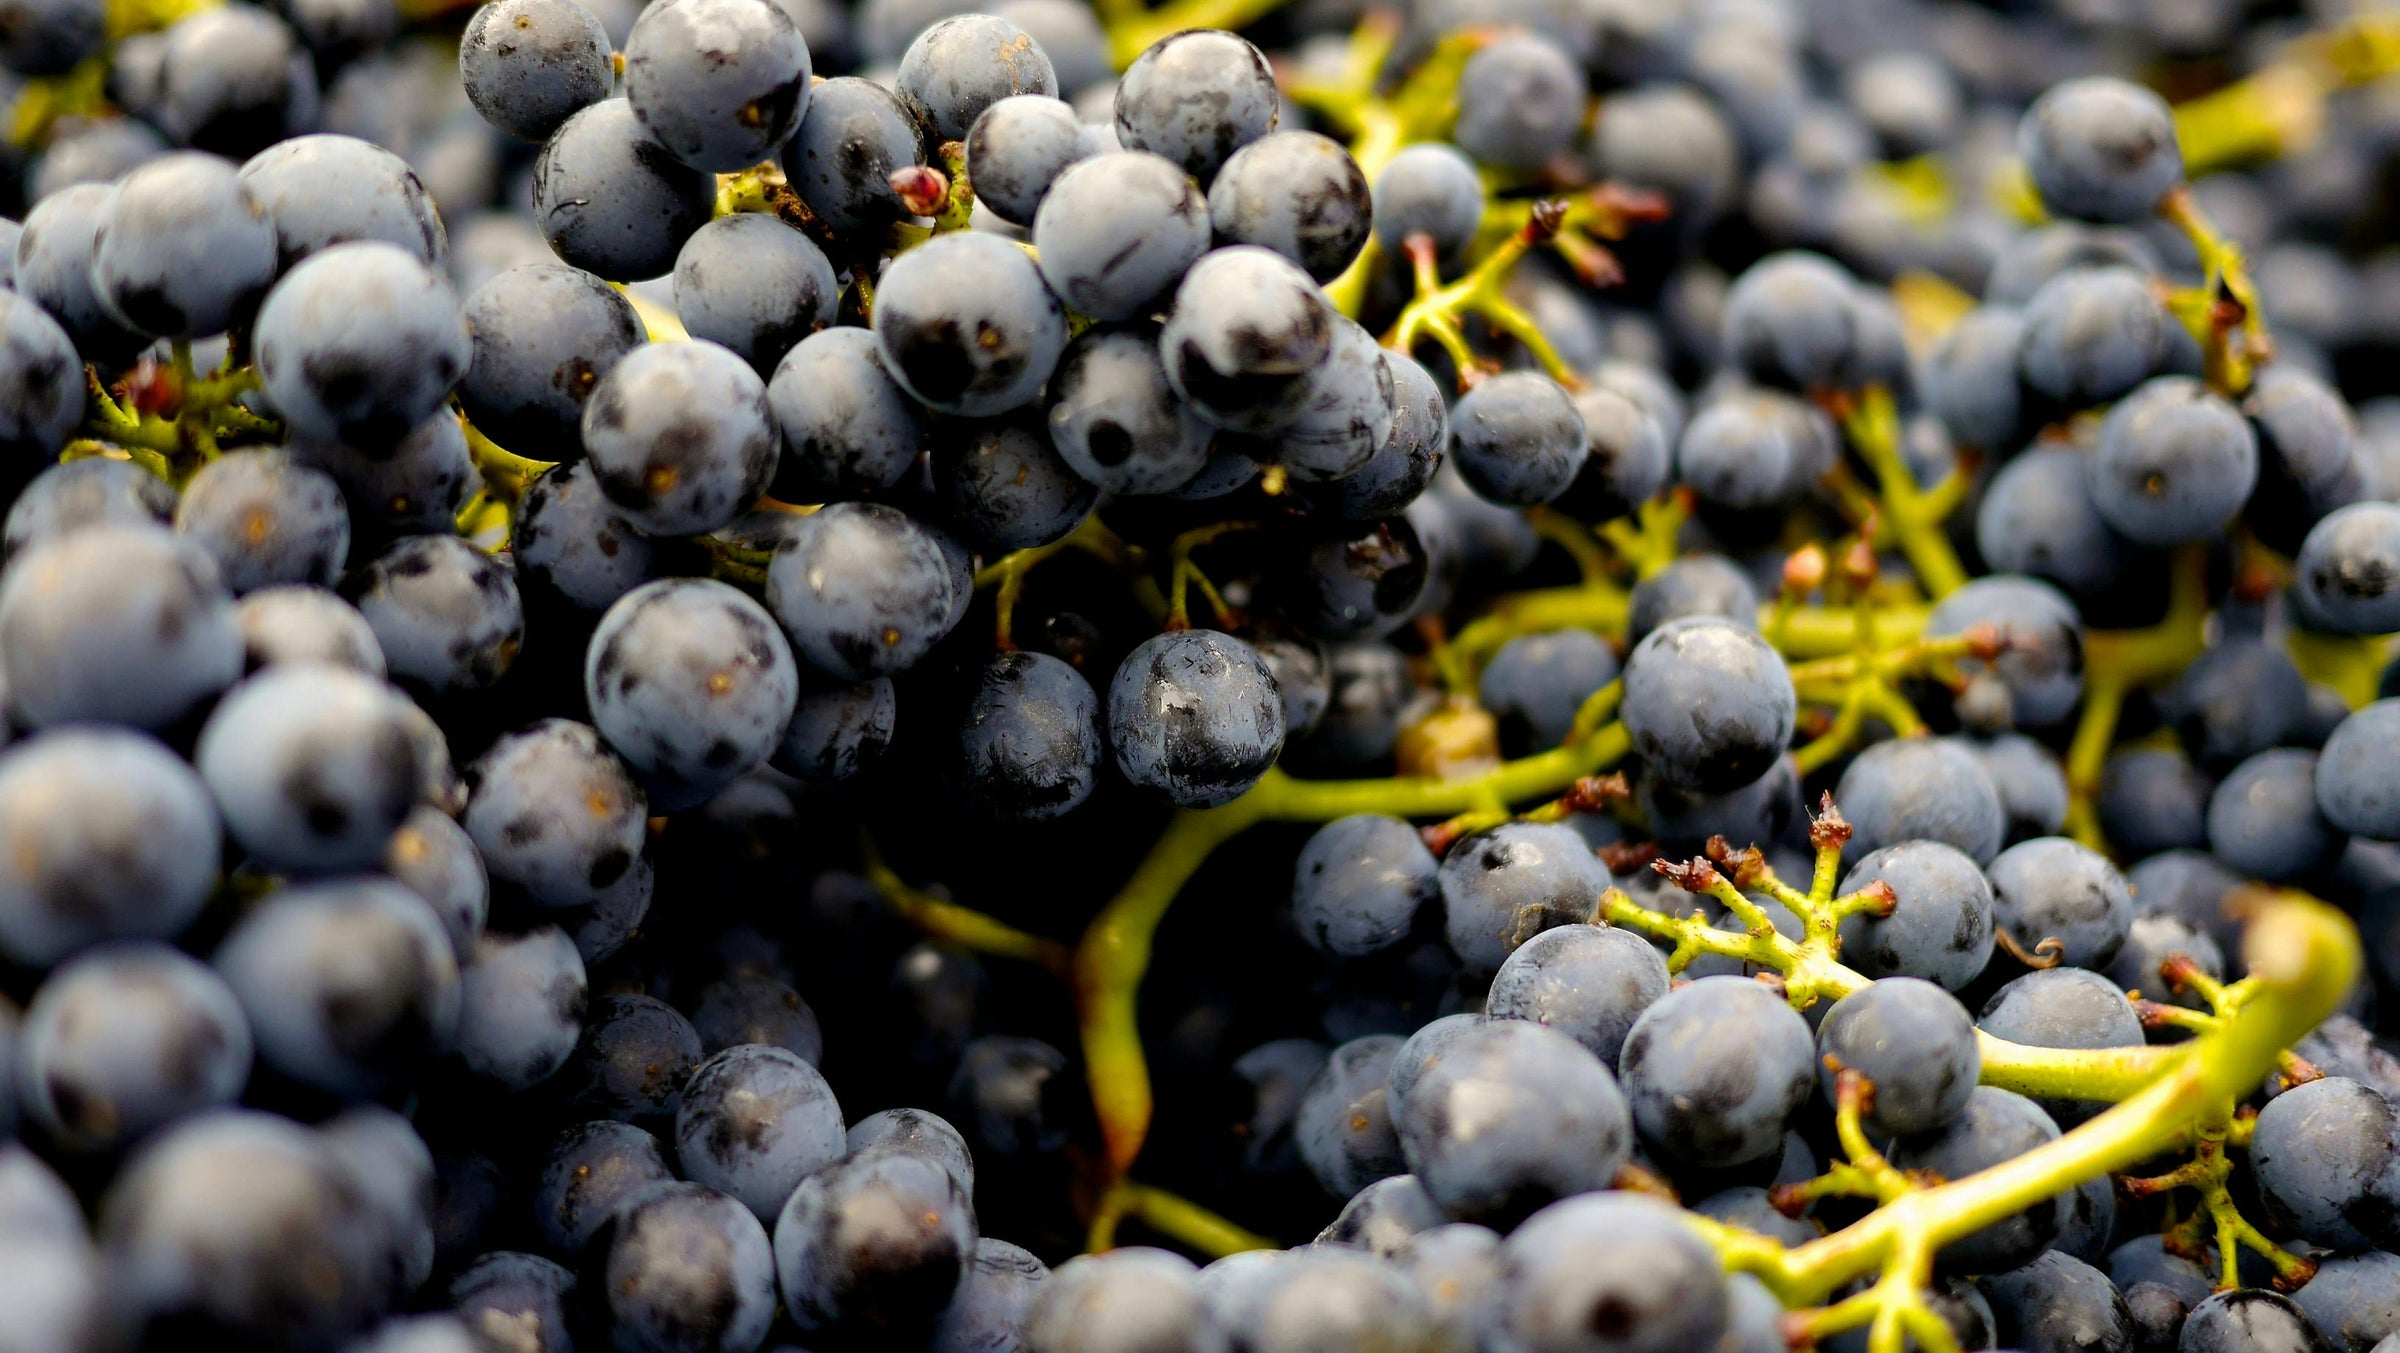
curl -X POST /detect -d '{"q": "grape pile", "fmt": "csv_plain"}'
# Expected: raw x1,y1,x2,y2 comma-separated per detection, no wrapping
6,0,2400,1349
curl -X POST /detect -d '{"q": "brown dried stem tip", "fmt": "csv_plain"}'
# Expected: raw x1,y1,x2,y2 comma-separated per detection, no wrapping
1808,794,1853,854
1704,837,1767,888
1782,543,1828,596
1651,857,1721,894
1597,841,1657,876
1560,772,1631,815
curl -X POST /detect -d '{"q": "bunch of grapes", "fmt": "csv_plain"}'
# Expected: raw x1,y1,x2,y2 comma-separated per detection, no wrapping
4,0,2400,1348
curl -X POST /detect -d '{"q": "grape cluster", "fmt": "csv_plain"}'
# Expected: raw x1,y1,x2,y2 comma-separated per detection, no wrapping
1,0,2399,1348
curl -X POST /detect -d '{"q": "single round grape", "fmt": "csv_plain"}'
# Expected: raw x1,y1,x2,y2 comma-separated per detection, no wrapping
1159,246,1336,434
4,457,173,560
2017,265,2167,406
1836,737,2006,865
1478,629,1620,754
956,649,1103,822
873,230,1066,417
1985,835,2134,968
765,501,959,681
1033,149,1209,322
587,578,800,809
1206,130,1369,283
1371,142,1483,256
1721,250,1865,392
91,151,276,339
773,1148,976,1340
196,663,424,874
673,214,837,377
344,534,522,698
580,339,778,537
236,133,445,272
933,418,1098,553
292,413,479,544
2244,366,2365,554
601,1184,779,1353
1044,323,1212,496
624,0,810,173
1449,371,1588,507
2319,700,2400,840
2251,1074,2400,1251
1396,1019,1631,1227
1922,305,2026,452
1492,1193,1729,1353
779,76,922,235
151,5,318,159
459,0,612,141
967,93,1090,227
1620,617,1796,794
510,461,672,616
1836,840,1996,991
1486,922,1669,1070
534,1119,675,1254
1288,815,1437,959
1318,1174,1444,1257
1294,1033,1405,1198
2180,1290,2336,1353
1924,575,2086,729
174,449,351,594
1969,733,2069,844
1025,1248,1225,1353
767,326,927,499
451,926,585,1089
213,877,461,1100
1438,820,1612,973
2290,1250,2400,1353
1675,388,1840,510
1308,349,1447,523
1113,29,1276,183
0,524,242,733
1627,554,1758,648
254,241,472,448
1619,975,1815,1168
17,941,250,1152
1453,33,1587,171
1588,81,1740,225
530,98,716,281
448,1253,576,1353
13,182,148,369
896,13,1055,143
1106,628,1286,808
775,677,898,783
2299,502,2400,635
2089,375,2260,546
461,719,647,909
674,1044,844,1224
2019,76,2183,224
2209,747,2347,883
1976,446,2134,598
1976,967,2143,1124
1267,315,1397,484
1815,977,1979,1136
1557,382,1672,524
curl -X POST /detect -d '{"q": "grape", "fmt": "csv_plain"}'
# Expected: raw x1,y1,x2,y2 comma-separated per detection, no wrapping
1479,628,1620,753
1555,381,1672,524
1395,1018,1631,1226
967,93,1090,227
236,133,445,271
1237,1248,1440,1352
1286,815,1435,959
2090,375,2261,546
1620,617,1797,794
1977,445,2134,598
449,1253,576,1353
1159,246,1336,434
957,649,1103,821
17,942,250,1152
775,677,899,783
2018,266,2168,407
1627,554,1758,647
765,501,960,681
195,663,424,873
1293,1033,1404,1197
1978,968,2143,1121
1045,323,1213,495
1493,1193,1729,1353
293,413,479,544
2245,366,2364,553
1486,921,1670,1070
1836,840,1997,991
1815,977,1978,1135
934,417,1099,553
931,1237,1050,1353
1453,33,1587,171
1113,29,1276,183
1722,250,1867,392
691,975,823,1065
458,0,612,142
1033,150,1209,322
152,5,317,158
1317,1173,1443,1256
1206,130,1370,283
2099,746,2213,858
672,214,838,377
2250,1075,2400,1250
674,1044,844,1223
1438,820,1613,972
510,462,672,617
89,151,275,339
1889,1087,2066,1273
1588,81,1740,224
847,1107,974,1194
948,1034,1074,1158
1986,836,2135,968
214,877,460,1101
1836,737,2006,865
874,230,1066,417
535,1119,675,1254
1106,629,1286,808
1676,388,1840,510
1306,349,1447,523
565,992,702,1126
345,534,523,698
1620,974,1814,1168
1981,1251,2137,1353
897,13,1055,143
624,0,810,173
587,578,799,809
2180,1290,2334,1353
774,1148,976,1339
1370,142,1483,256
1282,511,1430,640
766,326,928,499
387,798,489,955
1024,1248,1227,1353
4,457,173,559
173,448,350,593
0,524,242,733
2290,1251,2400,1353
580,339,778,537
2019,77,2183,223
1268,316,1398,484
1448,370,1588,507
2319,700,2400,841
780,76,923,235
255,242,472,447
0,0,100,74
13,182,148,367
1922,305,2026,452
102,1112,389,1348
531,98,716,281
451,926,585,1089
601,1183,780,1353
462,719,647,910
2209,748,2347,883
2298,502,2400,635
